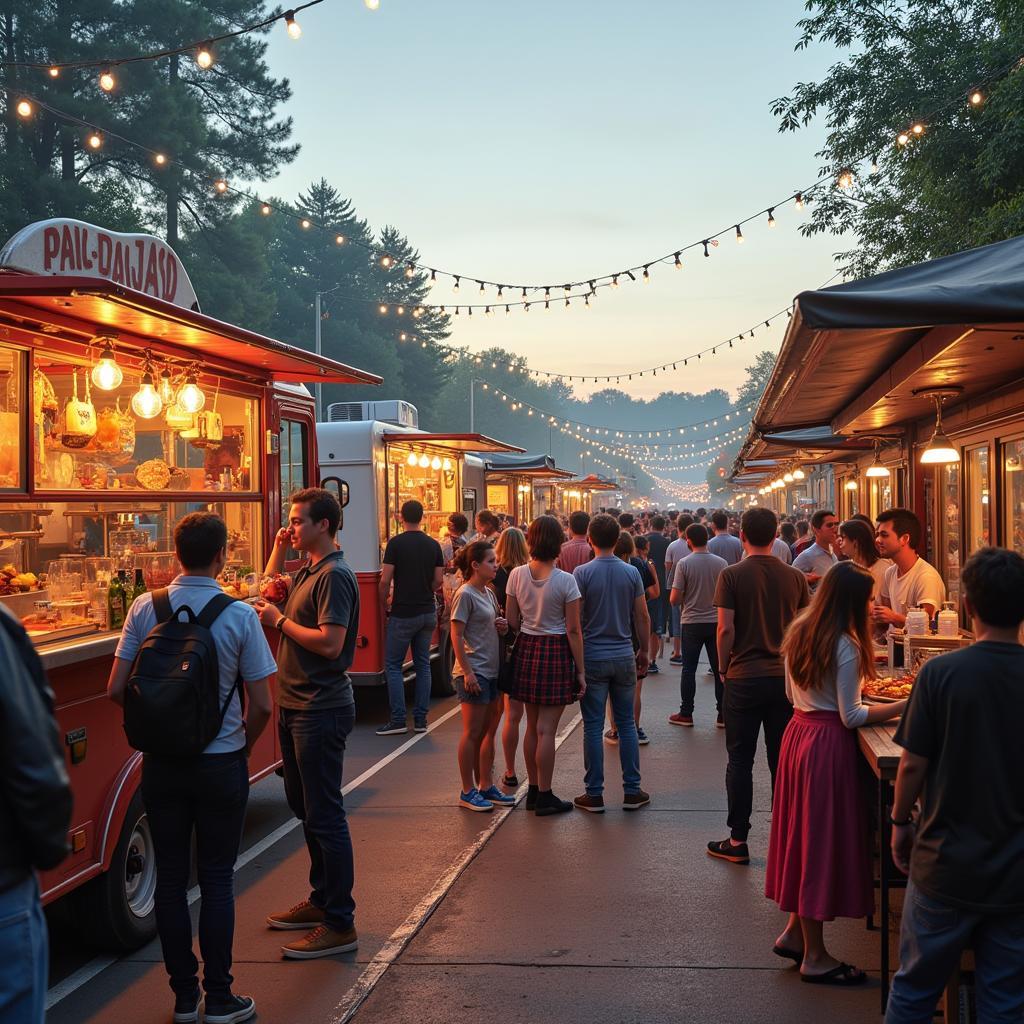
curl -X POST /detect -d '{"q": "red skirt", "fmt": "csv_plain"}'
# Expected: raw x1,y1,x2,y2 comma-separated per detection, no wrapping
765,710,873,922
509,633,578,706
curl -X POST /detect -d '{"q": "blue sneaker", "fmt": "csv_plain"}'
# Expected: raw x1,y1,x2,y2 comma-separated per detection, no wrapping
637,727,650,745
459,788,493,812
480,785,516,806
647,661,660,675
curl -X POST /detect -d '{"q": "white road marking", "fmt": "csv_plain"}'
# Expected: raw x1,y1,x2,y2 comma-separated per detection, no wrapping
45,703,463,1011
327,711,584,1024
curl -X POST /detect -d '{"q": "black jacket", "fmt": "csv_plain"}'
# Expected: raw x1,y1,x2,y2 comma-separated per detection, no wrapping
0,606,72,892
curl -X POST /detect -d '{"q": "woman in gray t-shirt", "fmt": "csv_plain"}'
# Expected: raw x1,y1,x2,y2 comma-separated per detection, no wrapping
450,541,510,813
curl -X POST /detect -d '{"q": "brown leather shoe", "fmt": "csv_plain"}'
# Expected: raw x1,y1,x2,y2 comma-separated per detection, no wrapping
281,924,358,960
266,900,325,931
623,789,651,810
573,793,605,813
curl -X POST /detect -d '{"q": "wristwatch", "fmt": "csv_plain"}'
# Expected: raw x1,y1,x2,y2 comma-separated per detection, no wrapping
275,614,287,632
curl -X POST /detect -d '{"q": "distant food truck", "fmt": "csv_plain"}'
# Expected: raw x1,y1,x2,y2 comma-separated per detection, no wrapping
0,218,381,949
316,405,523,691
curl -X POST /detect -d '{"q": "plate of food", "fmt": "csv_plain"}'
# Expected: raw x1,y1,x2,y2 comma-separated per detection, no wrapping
863,674,915,703
136,458,171,490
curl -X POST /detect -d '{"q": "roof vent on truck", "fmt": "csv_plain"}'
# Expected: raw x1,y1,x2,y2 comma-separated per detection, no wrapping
326,400,418,427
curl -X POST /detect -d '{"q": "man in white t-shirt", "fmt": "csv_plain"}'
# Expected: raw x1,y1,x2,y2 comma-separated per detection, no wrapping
664,514,694,664
873,508,946,631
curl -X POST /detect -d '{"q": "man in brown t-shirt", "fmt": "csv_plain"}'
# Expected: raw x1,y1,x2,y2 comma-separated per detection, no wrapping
707,507,809,864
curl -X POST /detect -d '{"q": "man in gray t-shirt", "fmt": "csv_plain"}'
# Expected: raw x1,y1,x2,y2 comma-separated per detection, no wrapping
670,524,727,725
707,511,743,566
792,509,839,592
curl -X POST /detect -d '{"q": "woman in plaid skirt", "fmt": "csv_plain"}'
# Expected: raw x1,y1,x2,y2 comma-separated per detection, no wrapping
505,516,586,816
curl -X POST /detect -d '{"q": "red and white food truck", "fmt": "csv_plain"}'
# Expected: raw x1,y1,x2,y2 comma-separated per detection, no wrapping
315,408,523,691
0,219,381,949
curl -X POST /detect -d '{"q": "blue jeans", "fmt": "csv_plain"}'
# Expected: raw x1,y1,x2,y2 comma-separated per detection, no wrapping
581,657,642,796
668,602,681,639
885,879,1024,1024
142,749,249,1000
0,875,47,1024
279,707,357,932
680,622,723,714
385,611,436,722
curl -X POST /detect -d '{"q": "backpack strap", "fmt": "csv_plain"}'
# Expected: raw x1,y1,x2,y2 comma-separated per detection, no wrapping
151,588,173,623
195,592,238,630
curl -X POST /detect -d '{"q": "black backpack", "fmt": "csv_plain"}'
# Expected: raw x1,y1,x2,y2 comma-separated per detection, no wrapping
123,589,241,756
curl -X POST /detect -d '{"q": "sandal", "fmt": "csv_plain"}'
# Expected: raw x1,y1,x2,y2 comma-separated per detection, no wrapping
800,962,867,986
772,944,803,964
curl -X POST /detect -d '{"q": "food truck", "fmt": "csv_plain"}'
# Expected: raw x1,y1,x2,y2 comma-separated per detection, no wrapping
479,452,575,523
316,413,523,690
0,219,381,949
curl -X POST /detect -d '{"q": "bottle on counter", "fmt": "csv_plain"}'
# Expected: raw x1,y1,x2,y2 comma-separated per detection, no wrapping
937,601,958,637
130,567,148,607
108,571,127,630
904,605,929,636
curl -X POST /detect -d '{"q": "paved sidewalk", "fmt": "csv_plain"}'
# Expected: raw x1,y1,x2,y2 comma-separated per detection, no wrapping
354,667,883,1024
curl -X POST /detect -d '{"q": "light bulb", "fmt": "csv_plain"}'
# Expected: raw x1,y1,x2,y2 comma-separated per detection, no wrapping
735,224,744,243
158,368,176,405
792,467,805,480
87,131,103,150
300,218,311,229
970,90,983,106
154,153,167,166
845,479,858,491
214,178,228,193
407,452,418,467
442,458,452,471
364,0,379,8
262,204,272,216
48,67,60,78
897,132,910,146
783,472,794,483
794,192,804,211
335,234,344,244
177,374,206,413
131,373,163,419
196,46,214,69
431,456,442,470
767,208,776,227
16,100,32,118
91,343,123,391
912,122,924,135
418,454,430,469
99,69,116,92
285,10,301,37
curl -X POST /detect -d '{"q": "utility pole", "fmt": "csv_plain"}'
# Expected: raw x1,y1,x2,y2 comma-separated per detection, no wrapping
469,377,475,433
313,284,342,421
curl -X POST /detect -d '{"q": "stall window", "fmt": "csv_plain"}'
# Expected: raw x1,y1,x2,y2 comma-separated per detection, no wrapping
0,347,24,490
280,419,308,505
486,481,510,515
966,445,991,555
388,447,459,542
1002,436,1024,555
33,355,257,494
941,462,961,610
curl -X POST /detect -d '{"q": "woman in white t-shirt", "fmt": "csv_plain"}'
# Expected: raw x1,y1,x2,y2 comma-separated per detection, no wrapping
505,516,585,816
837,518,893,600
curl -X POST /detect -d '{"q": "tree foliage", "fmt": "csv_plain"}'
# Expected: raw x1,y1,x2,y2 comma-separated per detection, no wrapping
773,0,1024,276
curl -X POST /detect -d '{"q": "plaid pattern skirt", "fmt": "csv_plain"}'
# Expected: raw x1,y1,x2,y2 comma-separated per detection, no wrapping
509,632,578,706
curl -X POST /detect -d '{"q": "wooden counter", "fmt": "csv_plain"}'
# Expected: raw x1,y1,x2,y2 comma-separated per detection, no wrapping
858,721,901,780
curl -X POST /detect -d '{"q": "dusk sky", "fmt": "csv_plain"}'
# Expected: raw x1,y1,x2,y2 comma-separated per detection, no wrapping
263,0,848,405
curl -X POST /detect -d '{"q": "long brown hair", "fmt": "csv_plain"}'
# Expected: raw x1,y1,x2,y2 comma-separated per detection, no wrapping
782,560,878,690
839,518,879,567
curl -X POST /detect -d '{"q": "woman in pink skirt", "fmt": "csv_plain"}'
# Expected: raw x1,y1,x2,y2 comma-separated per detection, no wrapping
766,561,906,985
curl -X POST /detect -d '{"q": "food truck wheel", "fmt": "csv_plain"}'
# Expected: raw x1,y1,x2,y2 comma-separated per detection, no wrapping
74,789,157,950
431,634,456,697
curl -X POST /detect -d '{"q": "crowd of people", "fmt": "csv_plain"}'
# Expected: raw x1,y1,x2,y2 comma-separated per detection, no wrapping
3,489,1021,1024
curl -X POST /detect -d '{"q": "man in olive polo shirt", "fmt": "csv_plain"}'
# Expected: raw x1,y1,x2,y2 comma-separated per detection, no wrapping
257,487,360,960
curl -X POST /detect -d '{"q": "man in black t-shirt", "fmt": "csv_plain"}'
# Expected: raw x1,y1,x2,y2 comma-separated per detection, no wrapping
886,547,1024,1023
377,500,444,736
644,515,671,674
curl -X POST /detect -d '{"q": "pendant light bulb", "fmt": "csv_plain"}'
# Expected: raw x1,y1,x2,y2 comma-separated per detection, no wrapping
285,10,302,38
866,442,890,478
845,479,858,491
91,342,123,391
418,454,431,469
177,373,206,414
196,46,214,69
407,452,418,467
131,372,163,419
99,69,116,92
920,396,960,465
431,456,442,470
792,467,806,480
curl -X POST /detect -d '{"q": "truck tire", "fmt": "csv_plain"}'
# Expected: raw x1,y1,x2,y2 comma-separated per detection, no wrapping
431,633,456,697
74,788,158,951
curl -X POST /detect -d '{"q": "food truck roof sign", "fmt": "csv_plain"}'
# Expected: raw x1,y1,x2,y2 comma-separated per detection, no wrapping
0,219,200,312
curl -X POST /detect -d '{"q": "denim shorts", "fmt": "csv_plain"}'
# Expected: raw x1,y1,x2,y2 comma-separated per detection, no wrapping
455,675,500,705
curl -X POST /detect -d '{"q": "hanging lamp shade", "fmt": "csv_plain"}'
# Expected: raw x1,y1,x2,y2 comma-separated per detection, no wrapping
919,393,961,465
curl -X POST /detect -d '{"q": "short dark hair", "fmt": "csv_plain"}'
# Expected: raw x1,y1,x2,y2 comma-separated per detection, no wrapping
401,499,424,524
677,514,694,531
527,515,564,561
711,511,728,531
174,511,228,570
618,512,635,530
741,507,778,547
810,509,836,531
877,507,921,549
476,509,499,531
290,487,341,535
447,512,469,534
634,533,649,552
651,515,666,531
962,547,1024,627
569,510,590,536
796,520,809,536
686,523,709,547
589,512,620,550
780,522,797,545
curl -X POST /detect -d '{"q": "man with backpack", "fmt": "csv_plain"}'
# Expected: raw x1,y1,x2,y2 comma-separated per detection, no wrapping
108,512,275,1024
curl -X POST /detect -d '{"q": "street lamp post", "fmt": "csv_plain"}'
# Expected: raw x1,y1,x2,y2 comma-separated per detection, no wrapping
314,284,342,421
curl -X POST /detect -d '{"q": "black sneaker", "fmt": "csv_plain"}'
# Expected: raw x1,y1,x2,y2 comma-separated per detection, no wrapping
647,661,660,675
413,717,427,733
375,720,408,736
669,654,683,665
173,990,201,1024
707,837,750,864
203,994,256,1024
525,785,539,811
535,791,573,816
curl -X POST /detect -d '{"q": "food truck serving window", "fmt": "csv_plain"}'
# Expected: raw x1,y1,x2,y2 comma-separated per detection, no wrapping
387,444,459,542
33,352,258,494
0,347,25,491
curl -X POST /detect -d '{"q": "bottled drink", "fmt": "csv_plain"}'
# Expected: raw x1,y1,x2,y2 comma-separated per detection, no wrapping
937,601,958,637
904,605,929,636
108,572,127,630
131,567,147,606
